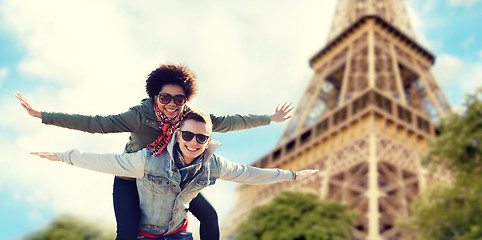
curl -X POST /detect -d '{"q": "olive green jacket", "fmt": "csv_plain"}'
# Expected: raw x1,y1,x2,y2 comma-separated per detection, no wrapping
42,98,271,153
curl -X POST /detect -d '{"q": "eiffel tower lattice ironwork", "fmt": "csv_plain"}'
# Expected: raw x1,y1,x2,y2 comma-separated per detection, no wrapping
223,0,451,239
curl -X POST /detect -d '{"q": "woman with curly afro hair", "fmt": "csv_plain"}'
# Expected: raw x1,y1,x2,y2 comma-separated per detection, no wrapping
16,64,294,240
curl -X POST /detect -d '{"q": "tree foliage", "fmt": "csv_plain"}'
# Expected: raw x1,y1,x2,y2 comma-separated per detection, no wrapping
398,88,482,240
22,215,114,240
235,191,354,240
423,88,482,176
400,176,482,240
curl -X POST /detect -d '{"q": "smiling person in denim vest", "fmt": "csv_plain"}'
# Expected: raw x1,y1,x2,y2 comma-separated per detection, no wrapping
31,110,318,240
16,64,294,240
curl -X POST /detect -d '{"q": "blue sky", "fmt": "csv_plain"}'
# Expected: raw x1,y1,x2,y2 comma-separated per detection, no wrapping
0,0,481,239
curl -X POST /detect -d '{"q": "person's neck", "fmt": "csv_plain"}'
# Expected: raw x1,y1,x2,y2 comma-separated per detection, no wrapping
183,157,194,165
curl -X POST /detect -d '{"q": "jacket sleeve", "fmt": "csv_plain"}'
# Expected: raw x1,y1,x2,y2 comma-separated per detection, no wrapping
56,149,147,178
214,155,294,185
41,107,143,133
210,114,271,133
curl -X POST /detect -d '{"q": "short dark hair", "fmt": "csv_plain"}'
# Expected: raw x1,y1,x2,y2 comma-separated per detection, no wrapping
145,64,198,101
179,110,213,131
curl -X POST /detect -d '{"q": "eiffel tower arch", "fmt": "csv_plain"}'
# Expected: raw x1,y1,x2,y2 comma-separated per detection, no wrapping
223,1,451,239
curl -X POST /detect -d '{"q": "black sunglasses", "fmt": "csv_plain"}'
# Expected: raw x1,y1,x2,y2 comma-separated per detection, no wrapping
158,93,187,106
180,131,210,144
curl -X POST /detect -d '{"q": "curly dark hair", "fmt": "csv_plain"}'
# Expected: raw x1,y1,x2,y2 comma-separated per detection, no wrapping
145,64,198,101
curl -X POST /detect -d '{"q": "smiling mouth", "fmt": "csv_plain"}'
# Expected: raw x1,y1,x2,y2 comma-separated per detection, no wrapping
185,146,199,152
164,108,178,114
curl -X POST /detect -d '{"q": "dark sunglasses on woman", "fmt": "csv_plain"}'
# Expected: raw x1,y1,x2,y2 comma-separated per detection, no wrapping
157,93,187,106
180,131,210,144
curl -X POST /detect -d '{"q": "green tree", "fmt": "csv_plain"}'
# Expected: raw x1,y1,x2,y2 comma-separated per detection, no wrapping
398,88,482,240
22,215,115,240
423,88,482,176
235,191,354,240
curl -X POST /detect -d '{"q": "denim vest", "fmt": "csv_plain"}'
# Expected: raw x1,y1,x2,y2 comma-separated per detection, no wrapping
137,141,221,236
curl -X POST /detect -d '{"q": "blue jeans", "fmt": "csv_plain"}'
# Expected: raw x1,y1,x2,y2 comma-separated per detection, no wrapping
188,194,219,240
113,177,140,240
113,177,220,240
137,231,193,240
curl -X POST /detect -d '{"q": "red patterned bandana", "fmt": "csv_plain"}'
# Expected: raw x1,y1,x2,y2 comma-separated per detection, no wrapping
146,103,188,156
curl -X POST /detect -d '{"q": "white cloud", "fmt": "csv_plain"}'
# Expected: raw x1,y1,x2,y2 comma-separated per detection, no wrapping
432,53,482,108
405,2,443,52
0,67,8,87
0,98,126,227
448,0,481,7
0,0,337,237
463,63,482,91
478,50,482,59
433,54,466,86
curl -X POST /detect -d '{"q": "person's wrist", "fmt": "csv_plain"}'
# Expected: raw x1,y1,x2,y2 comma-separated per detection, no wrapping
290,170,296,180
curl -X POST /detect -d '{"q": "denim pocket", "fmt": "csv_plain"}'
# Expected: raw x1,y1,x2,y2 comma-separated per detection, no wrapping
195,178,216,187
145,174,171,195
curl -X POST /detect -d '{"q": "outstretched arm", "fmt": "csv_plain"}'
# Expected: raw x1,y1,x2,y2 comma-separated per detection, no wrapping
216,155,317,185
15,91,42,119
16,91,143,133
30,149,147,178
210,102,295,133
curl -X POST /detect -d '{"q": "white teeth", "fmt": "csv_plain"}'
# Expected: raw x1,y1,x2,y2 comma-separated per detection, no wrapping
186,146,197,151
165,108,177,113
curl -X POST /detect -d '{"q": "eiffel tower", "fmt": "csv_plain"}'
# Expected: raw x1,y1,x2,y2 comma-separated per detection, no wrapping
223,0,451,239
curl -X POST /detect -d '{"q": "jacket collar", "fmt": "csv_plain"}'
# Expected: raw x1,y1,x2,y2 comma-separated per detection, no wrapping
141,97,155,111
